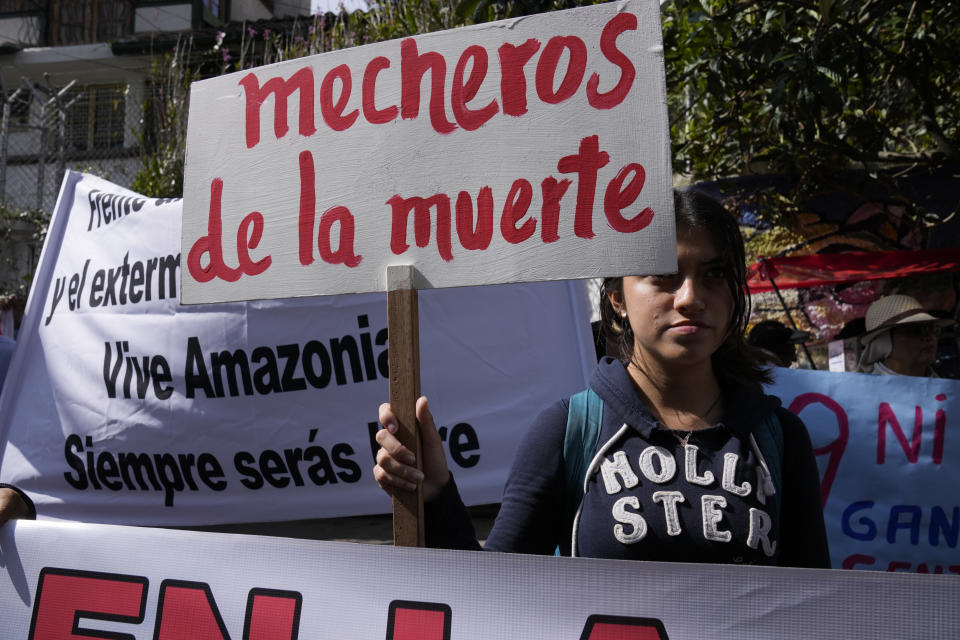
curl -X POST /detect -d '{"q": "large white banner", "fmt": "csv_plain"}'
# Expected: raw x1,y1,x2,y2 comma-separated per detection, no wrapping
2,520,957,639
181,0,675,303
769,368,959,574
0,172,595,525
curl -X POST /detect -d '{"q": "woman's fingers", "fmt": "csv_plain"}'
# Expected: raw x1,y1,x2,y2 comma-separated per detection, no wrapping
373,446,424,492
374,396,451,501
374,401,421,494
374,425,416,465
375,446,423,481
378,402,398,434
372,464,416,493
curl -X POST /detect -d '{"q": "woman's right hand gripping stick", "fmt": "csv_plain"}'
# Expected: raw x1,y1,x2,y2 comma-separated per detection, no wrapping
374,396,451,502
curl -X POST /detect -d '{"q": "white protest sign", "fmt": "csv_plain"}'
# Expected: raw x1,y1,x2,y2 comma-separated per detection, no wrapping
0,172,595,525
180,0,675,304
767,368,959,573
3,520,958,639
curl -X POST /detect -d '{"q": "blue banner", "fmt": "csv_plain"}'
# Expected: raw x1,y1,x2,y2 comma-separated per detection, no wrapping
768,368,958,573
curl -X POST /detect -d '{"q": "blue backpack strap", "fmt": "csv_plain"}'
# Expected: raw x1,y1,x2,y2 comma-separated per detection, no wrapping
753,411,784,517
559,388,603,555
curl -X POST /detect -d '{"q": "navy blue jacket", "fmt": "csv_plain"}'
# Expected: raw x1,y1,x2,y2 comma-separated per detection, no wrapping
427,357,830,568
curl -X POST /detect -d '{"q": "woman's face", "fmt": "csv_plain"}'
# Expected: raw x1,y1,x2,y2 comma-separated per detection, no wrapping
610,227,734,372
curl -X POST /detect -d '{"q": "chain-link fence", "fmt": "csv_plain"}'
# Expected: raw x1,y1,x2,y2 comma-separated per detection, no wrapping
0,75,148,296
0,75,145,213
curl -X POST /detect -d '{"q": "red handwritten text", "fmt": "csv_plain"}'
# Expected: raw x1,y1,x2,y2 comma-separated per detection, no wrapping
387,134,652,262
238,13,638,146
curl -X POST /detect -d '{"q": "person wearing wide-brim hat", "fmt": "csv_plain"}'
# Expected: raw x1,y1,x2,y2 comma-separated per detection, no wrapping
857,294,954,377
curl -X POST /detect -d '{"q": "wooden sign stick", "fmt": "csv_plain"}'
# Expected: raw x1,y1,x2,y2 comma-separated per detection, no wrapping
386,265,424,547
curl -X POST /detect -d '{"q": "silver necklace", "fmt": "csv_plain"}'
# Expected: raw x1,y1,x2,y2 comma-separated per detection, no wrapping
667,392,722,446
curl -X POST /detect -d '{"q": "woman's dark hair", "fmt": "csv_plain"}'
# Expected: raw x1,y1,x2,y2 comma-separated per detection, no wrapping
598,188,771,386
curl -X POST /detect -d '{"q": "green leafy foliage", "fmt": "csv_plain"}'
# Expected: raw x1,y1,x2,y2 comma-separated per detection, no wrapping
663,0,960,229
132,38,193,198
0,204,49,297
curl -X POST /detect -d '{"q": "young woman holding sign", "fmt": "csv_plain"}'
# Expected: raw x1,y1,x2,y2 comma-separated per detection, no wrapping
374,189,830,567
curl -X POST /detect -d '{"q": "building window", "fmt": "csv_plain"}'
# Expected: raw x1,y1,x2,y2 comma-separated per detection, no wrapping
203,0,225,19
40,0,132,46
64,84,127,154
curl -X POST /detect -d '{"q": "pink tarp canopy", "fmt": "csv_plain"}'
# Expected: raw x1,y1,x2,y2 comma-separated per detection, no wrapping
746,247,960,293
